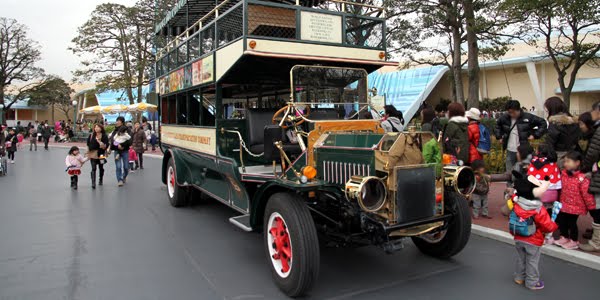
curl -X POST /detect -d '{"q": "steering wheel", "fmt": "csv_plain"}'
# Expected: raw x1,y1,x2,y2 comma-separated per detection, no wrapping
272,104,311,130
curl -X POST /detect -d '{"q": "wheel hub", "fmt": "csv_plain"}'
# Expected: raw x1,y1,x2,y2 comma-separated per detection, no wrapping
268,214,292,277
167,166,175,198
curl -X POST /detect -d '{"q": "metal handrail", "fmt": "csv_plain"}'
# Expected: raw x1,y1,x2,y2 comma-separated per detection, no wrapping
157,0,234,59
155,0,384,60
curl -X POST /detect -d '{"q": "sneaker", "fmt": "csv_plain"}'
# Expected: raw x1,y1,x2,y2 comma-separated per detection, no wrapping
528,281,544,290
123,177,127,184
545,237,555,245
514,279,524,285
561,240,579,250
10,160,14,164
472,215,479,219
118,181,124,187
554,236,569,246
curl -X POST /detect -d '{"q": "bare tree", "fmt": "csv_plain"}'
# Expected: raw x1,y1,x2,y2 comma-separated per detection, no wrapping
70,0,155,105
0,18,44,121
503,0,600,108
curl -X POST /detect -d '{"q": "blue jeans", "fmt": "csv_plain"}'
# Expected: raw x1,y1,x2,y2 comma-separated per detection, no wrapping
114,150,129,182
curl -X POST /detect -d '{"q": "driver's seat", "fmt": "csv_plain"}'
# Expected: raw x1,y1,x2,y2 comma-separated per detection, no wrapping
246,109,302,161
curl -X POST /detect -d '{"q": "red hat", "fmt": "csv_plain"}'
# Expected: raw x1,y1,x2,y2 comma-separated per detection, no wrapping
527,156,561,184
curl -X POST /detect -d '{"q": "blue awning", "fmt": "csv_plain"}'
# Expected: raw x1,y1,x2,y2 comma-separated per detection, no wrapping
554,78,600,94
93,86,152,122
368,65,448,122
2,97,46,110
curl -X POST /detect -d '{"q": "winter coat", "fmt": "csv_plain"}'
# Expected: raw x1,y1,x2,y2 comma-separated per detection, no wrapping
578,130,594,155
467,121,482,163
381,117,403,133
473,173,490,195
494,111,547,150
109,126,133,152
582,121,600,193
4,134,17,152
128,148,138,162
65,154,87,171
545,114,581,153
512,197,558,247
559,170,596,215
87,133,109,157
422,138,442,176
40,126,52,138
442,116,470,163
132,129,146,153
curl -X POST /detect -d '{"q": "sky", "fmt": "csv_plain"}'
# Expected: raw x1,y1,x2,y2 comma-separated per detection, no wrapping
0,0,138,82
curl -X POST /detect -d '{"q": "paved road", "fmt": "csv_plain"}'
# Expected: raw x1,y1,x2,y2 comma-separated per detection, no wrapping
1,149,598,300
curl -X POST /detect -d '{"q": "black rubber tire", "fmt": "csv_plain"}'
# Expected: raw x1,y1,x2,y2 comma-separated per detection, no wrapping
166,157,188,207
411,191,471,258
263,193,320,297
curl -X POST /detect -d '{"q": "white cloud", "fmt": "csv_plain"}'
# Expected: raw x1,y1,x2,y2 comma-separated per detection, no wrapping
1,0,138,82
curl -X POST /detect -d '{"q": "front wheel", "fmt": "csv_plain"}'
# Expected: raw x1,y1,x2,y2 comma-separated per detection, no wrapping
264,193,320,297
166,157,188,207
411,191,471,258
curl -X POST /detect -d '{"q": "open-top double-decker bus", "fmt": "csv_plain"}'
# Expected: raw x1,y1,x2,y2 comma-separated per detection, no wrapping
155,0,474,296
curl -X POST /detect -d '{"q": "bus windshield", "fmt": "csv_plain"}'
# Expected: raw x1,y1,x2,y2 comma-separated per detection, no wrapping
290,66,370,118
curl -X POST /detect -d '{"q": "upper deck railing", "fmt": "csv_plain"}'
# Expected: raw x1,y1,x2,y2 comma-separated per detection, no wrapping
155,0,386,78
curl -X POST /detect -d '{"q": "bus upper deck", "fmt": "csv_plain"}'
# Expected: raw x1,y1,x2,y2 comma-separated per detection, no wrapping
155,0,390,90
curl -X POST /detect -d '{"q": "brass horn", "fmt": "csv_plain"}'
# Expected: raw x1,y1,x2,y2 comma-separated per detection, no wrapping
443,166,476,196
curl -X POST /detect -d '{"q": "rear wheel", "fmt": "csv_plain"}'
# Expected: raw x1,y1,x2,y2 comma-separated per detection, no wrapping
411,191,471,258
166,157,188,207
264,193,319,297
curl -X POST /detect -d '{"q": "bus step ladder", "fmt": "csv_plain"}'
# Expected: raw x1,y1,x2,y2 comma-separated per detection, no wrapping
229,214,252,232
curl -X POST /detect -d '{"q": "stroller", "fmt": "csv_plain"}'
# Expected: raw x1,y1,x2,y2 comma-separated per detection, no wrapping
0,143,7,176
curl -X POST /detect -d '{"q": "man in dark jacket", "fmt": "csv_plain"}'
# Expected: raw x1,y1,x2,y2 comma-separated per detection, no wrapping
109,116,132,186
495,100,547,174
581,101,600,252
40,122,52,150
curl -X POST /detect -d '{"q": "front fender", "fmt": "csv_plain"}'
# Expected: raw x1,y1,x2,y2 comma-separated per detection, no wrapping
249,179,333,229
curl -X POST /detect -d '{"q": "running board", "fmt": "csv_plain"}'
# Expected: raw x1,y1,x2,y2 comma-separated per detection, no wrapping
229,215,253,232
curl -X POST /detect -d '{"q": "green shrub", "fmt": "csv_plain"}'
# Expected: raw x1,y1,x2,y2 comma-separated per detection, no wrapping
104,125,115,134
480,96,511,112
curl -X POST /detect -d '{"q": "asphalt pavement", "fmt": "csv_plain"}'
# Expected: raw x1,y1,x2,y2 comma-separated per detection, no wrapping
1,149,598,300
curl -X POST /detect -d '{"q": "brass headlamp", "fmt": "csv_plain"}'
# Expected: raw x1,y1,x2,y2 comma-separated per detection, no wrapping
345,176,387,212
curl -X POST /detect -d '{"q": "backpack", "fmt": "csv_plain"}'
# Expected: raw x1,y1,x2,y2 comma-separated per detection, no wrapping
508,211,536,237
477,124,491,154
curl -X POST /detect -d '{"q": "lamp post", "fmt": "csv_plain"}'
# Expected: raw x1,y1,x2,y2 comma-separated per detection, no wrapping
72,100,78,132
0,103,4,125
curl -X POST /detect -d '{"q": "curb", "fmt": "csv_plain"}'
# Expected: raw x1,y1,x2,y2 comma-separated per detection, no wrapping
472,224,600,271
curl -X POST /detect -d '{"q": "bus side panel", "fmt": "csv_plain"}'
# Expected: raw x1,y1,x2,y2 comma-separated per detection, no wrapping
217,158,250,212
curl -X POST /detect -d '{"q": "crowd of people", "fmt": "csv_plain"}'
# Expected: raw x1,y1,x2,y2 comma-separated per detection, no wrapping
1,116,156,189
418,96,600,290
65,116,154,188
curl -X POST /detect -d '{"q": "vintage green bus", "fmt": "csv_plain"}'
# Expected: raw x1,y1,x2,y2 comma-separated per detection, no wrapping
155,0,474,297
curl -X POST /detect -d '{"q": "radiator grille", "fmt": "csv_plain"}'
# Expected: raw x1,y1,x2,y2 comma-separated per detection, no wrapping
322,161,371,184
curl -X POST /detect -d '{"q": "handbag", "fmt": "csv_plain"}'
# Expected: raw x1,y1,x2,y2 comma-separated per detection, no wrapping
87,149,99,159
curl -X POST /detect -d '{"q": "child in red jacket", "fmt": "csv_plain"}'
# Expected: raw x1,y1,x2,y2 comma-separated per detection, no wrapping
510,171,558,290
466,108,482,164
554,151,596,249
